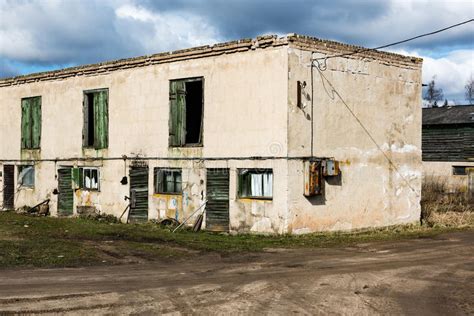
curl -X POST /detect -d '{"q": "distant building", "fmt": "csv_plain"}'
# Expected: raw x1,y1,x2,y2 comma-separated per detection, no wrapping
0,34,422,234
422,105,474,197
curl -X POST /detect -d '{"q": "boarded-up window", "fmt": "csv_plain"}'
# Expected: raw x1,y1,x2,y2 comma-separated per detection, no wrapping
238,169,273,199
83,89,108,149
21,96,41,149
169,78,203,146
154,168,182,194
18,165,35,188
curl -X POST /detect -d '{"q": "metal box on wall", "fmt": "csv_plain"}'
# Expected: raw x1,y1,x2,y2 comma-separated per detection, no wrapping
323,160,340,177
304,160,323,196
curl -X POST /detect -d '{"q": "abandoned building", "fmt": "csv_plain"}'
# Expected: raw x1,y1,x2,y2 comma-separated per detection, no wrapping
422,105,474,198
0,34,423,234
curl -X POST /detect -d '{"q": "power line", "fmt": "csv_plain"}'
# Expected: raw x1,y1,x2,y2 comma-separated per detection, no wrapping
308,19,474,196
312,18,474,63
314,67,420,196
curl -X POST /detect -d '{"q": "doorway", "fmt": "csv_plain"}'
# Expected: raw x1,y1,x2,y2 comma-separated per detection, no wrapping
129,166,149,222
58,167,73,216
3,165,14,210
206,168,230,232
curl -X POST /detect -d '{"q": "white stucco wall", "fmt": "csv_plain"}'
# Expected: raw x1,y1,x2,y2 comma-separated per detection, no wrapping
0,35,424,234
286,46,423,233
0,45,289,233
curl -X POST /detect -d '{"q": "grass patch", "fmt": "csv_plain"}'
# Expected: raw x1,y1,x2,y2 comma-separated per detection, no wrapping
0,211,470,268
421,176,474,227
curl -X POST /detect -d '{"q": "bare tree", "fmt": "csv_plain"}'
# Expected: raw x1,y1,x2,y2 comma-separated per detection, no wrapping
465,75,474,105
424,76,444,107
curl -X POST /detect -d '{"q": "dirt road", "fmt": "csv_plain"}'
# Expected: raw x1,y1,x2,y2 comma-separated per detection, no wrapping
0,231,473,315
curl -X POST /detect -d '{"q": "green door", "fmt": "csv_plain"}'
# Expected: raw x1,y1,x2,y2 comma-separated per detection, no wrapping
128,166,149,222
206,169,230,232
58,168,73,216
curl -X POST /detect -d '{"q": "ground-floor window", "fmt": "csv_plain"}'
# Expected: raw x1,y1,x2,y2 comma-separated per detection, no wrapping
73,167,100,190
453,166,468,175
154,168,182,194
238,169,273,199
18,165,35,188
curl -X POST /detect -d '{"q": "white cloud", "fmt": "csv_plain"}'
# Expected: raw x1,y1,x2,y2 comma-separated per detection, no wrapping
390,48,474,103
361,0,473,47
1,0,472,94
115,4,222,53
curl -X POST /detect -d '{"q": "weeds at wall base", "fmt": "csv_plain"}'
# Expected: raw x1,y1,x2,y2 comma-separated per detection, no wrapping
421,177,473,228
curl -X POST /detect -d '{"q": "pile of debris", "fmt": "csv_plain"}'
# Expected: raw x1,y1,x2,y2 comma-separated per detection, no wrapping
16,199,50,216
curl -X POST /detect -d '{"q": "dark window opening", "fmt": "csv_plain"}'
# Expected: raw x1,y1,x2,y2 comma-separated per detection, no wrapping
86,93,95,147
185,80,203,144
453,166,468,176
83,89,108,149
169,78,203,146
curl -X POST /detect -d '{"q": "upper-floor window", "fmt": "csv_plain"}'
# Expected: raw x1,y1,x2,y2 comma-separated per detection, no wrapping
169,78,203,147
83,89,108,149
21,96,41,149
238,169,273,199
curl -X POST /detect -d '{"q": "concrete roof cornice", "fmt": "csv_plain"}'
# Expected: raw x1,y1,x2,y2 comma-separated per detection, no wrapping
0,34,422,87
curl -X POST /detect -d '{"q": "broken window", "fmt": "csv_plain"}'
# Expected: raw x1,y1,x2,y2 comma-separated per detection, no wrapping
238,169,273,199
154,168,182,194
83,89,108,149
169,78,203,146
72,167,100,190
18,165,35,188
21,96,41,149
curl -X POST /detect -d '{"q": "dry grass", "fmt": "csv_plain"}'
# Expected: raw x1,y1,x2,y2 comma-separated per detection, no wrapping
421,176,473,227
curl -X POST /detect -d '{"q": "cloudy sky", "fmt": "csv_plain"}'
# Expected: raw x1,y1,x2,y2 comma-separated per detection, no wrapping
0,0,473,102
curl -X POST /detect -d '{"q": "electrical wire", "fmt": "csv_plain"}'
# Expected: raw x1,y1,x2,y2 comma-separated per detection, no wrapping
312,18,474,66
313,65,420,197
305,18,473,197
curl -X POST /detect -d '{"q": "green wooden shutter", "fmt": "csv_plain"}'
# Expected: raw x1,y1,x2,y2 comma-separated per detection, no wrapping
82,96,88,147
21,98,32,149
93,90,108,149
154,168,164,193
169,80,186,146
31,97,41,149
72,167,84,189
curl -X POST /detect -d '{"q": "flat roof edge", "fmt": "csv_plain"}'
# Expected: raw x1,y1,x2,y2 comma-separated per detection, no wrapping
287,34,423,66
0,33,422,87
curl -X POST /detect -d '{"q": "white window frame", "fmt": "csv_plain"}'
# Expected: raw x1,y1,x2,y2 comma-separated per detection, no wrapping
82,167,100,191
238,169,273,199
